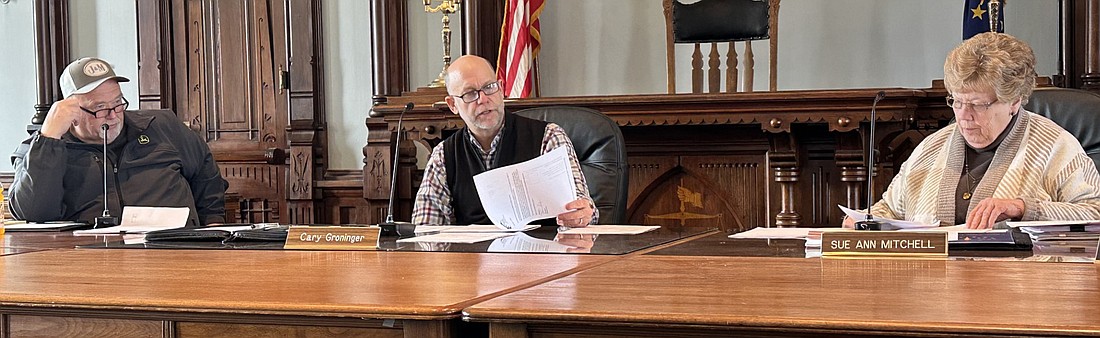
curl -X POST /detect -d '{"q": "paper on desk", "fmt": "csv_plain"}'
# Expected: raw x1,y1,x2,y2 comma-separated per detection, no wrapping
473,147,576,230
413,224,540,234
2,222,85,231
901,224,1006,241
729,227,841,239
488,233,573,252
1007,220,1100,229
838,205,938,230
73,206,190,235
557,225,660,235
397,232,515,244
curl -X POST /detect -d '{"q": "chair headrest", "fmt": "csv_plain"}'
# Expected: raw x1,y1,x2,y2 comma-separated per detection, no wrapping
671,0,770,43
1024,87,1100,168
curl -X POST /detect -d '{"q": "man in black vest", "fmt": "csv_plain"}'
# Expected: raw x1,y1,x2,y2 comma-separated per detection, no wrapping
411,55,597,227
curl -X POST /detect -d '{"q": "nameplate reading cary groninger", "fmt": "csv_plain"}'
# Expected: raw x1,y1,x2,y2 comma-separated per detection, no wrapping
284,226,380,250
821,231,948,257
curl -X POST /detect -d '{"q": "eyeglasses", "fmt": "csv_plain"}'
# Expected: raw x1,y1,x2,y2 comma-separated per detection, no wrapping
80,97,129,118
452,82,501,103
946,96,998,113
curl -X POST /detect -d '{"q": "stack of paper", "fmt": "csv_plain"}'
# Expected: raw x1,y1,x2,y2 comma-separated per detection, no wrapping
1007,220,1100,241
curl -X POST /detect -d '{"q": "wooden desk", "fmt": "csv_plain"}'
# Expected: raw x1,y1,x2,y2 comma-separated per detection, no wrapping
0,249,612,338
465,255,1100,337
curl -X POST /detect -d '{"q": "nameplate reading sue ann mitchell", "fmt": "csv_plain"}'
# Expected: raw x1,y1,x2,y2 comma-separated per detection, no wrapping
284,226,380,250
821,231,948,257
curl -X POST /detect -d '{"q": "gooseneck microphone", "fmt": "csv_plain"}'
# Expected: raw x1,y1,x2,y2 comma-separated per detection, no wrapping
94,124,119,229
378,103,416,236
855,91,887,231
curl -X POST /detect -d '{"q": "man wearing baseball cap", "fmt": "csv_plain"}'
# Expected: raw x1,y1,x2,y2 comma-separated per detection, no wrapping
8,57,228,227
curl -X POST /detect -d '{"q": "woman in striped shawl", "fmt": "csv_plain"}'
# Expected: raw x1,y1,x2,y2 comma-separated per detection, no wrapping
845,32,1100,229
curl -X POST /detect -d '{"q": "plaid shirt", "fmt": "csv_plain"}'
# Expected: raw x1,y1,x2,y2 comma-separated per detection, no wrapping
411,122,598,225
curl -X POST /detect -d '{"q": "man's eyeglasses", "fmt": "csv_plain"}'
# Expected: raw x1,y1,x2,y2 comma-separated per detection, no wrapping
452,82,501,103
945,96,998,113
80,97,129,118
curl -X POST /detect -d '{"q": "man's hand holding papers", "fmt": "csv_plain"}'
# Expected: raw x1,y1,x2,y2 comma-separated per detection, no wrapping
472,147,593,229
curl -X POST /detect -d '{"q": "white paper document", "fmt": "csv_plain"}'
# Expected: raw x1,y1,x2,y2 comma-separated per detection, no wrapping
901,224,1007,241
2,222,86,232
488,233,574,252
1007,220,1100,229
73,206,190,235
558,225,660,235
838,205,938,230
396,232,515,244
729,227,841,239
473,146,577,230
413,224,540,234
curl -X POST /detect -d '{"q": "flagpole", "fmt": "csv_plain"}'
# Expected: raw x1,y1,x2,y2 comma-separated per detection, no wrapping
988,0,1002,33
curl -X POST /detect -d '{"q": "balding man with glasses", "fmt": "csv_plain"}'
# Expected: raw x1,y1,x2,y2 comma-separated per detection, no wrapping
9,57,227,227
411,55,597,227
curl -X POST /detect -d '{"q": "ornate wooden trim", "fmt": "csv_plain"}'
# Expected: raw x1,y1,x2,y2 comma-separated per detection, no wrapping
31,0,70,128
136,0,175,110
284,0,324,224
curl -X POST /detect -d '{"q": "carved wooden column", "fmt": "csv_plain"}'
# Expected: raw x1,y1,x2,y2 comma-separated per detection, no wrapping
135,0,175,110
462,0,504,65
369,0,410,109
765,118,800,227
31,0,70,131
834,134,866,211
285,0,323,224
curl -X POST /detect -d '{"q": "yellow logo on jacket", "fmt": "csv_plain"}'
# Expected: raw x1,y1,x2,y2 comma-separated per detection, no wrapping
138,135,150,145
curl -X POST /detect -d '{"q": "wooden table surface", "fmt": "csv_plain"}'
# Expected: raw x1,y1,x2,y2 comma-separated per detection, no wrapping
465,255,1100,337
0,249,611,321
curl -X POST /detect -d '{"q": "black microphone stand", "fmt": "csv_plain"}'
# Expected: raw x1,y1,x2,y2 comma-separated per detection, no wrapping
855,91,886,231
377,103,416,237
94,124,119,229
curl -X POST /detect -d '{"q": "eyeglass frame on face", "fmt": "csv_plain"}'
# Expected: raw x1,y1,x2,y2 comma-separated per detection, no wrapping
451,81,501,103
945,96,999,113
80,96,129,118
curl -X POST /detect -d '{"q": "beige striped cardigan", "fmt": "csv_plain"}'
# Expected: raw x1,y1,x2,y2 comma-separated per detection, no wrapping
870,110,1100,226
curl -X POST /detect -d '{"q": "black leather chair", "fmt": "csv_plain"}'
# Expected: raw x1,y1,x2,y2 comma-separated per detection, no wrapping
664,0,780,93
1024,87,1100,170
513,106,629,224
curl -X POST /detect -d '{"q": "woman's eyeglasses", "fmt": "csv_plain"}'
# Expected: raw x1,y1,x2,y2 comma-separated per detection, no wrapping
945,96,998,113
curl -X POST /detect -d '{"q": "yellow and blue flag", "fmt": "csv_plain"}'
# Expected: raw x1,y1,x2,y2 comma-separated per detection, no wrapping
964,0,1005,40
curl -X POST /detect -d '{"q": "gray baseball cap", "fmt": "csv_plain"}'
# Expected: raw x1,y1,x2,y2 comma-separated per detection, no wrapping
59,57,130,98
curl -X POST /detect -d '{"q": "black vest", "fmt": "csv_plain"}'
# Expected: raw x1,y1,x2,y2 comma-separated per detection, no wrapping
444,114,549,225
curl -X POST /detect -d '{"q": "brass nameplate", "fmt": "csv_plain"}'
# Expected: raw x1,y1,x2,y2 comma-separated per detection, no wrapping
284,226,380,250
821,231,948,257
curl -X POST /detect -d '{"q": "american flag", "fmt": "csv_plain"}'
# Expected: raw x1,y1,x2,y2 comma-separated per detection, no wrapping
496,0,544,98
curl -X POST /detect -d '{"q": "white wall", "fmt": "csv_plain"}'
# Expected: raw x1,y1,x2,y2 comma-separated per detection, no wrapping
324,0,374,170
535,0,1060,96
0,0,38,172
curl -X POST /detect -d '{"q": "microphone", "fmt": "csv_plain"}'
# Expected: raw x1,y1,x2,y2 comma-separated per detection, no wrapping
377,103,416,236
855,91,887,231
94,124,119,229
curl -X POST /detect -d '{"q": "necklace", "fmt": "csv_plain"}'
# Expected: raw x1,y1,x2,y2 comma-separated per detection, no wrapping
962,159,979,200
